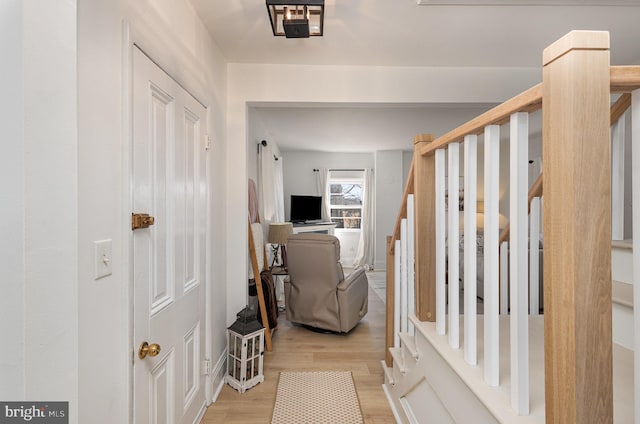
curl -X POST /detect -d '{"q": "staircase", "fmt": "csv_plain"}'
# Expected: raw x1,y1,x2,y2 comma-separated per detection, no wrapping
381,32,640,424
382,242,636,423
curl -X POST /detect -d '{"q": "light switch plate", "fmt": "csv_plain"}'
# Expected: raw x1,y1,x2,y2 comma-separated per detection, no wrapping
94,239,113,280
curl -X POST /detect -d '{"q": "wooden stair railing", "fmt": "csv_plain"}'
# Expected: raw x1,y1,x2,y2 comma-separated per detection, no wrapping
384,40,640,419
498,93,632,245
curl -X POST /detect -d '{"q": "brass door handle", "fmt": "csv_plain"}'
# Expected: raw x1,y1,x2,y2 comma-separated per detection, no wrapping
138,341,161,359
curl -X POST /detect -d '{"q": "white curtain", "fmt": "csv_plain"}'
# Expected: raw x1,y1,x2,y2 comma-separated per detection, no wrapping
354,168,374,269
273,156,285,222
259,143,284,224
315,167,330,222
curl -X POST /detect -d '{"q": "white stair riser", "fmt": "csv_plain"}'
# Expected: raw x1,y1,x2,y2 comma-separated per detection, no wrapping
612,246,633,284
384,327,499,424
613,303,634,350
400,333,419,360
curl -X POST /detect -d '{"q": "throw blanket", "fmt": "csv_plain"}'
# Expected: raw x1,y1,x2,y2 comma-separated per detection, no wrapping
249,269,278,330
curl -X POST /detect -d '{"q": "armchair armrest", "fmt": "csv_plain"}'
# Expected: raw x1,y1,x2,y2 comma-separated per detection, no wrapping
337,267,367,291
336,266,368,332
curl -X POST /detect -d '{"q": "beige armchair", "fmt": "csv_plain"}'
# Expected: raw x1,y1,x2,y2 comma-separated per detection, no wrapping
284,233,368,333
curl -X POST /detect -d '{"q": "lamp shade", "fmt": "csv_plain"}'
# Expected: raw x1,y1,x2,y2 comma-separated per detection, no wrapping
268,222,293,245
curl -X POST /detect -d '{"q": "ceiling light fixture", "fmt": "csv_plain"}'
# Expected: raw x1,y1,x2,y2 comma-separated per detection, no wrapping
266,0,324,38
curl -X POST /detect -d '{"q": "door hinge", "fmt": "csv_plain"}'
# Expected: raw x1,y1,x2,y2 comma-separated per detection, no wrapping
131,213,155,231
203,358,211,376
205,134,212,151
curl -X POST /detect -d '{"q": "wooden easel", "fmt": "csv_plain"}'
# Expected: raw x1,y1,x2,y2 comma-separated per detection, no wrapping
248,217,273,352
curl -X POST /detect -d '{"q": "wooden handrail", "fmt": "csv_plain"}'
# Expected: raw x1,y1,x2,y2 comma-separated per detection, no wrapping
419,84,543,157
610,66,640,92
413,67,639,159
497,94,630,244
388,159,414,254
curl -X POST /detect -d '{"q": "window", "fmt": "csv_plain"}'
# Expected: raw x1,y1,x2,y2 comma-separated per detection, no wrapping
328,179,363,229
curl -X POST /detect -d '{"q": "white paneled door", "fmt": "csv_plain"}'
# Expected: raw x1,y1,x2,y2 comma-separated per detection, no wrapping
132,47,207,424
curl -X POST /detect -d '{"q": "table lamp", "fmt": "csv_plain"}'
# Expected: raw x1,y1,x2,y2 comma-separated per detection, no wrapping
268,222,293,270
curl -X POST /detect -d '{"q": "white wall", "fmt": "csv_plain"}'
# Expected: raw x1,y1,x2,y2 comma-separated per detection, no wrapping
77,1,228,422
23,1,79,409
0,0,80,413
228,64,540,310
402,151,413,188
282,151,373,265
374,151,405,270
247,108,264,185
0,0,25,400
282,152,374,220
1,2,229,419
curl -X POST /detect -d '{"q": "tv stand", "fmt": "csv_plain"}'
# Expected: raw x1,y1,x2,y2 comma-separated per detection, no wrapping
291,222,337,236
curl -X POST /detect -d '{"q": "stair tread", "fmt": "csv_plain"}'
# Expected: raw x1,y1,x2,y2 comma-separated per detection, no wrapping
611,239,633,250
389,347,407,373
380,360,395,385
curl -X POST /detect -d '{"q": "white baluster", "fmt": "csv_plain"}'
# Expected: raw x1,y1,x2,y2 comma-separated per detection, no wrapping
510,111,529,415
631,89,640,424
484,124,500,386
407,194,416,336
401,218,408,334
463,134,477,365
500,241,509,315
435,149,447,335
394,239,401,348
448,142,460,349
612,112,626,241
529,197,541,315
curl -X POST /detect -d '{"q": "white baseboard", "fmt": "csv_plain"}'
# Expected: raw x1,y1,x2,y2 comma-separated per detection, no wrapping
382,383,402,424
192,403,207,424
210,349,227,403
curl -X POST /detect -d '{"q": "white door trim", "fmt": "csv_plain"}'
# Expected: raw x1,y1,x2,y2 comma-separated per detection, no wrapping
121,19,213,424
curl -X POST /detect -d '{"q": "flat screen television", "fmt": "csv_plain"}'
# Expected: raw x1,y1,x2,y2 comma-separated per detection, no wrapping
290,195,322,223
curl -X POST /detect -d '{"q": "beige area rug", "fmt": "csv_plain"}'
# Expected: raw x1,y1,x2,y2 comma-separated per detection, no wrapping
271,371,363,424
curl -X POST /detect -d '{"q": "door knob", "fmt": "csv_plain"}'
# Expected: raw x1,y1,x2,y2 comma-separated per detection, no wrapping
138,341,161,359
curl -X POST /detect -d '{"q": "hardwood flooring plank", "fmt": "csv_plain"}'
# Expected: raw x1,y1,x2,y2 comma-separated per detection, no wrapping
200,284,394,423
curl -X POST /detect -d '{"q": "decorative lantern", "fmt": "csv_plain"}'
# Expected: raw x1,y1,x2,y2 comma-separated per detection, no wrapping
225,307,265,393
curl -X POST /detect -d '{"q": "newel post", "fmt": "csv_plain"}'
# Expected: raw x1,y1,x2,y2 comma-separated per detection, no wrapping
413,134,436,322
542,31,612,423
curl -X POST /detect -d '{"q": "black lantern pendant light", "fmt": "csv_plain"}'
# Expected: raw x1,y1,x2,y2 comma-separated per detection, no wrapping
266,0,325,38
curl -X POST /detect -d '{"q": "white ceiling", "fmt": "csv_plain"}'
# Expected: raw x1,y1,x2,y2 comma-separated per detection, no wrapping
191,0,640,67
190,0,640,151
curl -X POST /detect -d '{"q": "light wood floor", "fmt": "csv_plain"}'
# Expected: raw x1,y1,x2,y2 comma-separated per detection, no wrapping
200,285,395,424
